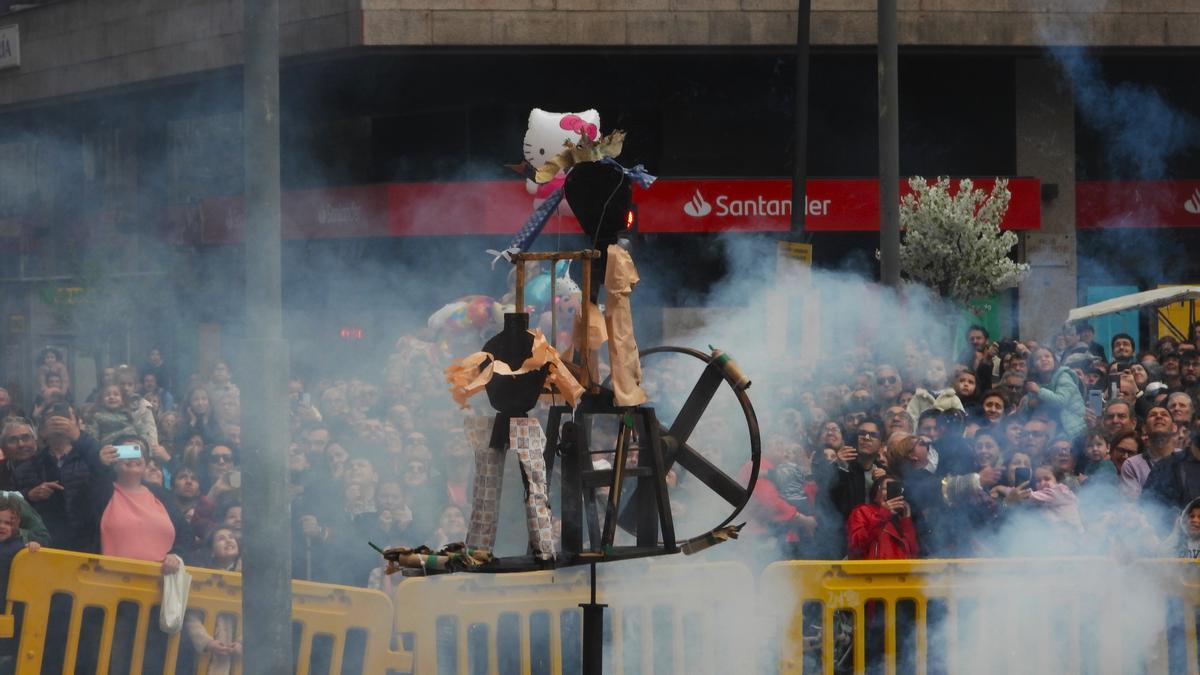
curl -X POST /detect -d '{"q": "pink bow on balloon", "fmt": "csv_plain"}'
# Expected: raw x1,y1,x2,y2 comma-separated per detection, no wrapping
559,114,598,141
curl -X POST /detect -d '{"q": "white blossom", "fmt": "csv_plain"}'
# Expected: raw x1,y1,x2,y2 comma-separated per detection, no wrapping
896,176,1030,305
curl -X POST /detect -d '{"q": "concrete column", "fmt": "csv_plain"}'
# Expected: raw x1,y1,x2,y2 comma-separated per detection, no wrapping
240,0,293,673
1015,57,1076,343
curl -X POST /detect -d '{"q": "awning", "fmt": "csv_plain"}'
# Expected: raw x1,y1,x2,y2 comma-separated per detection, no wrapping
1068,286,1200,322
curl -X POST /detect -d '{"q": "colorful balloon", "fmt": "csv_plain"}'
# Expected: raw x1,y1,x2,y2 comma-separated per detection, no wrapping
427,295,510,337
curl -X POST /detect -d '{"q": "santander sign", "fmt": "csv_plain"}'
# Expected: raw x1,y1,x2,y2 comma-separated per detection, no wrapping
637,178,1040,233
683,188,829,218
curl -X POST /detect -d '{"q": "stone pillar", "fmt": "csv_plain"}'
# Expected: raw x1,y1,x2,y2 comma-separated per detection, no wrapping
1016,57,1076,343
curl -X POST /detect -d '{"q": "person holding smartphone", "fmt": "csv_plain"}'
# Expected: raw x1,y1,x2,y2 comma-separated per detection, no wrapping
90,435,191,674
11,403,104,552
846,477,918,560
91,435,191,568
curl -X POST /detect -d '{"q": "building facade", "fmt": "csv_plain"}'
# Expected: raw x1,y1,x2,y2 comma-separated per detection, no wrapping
0,0,1198,399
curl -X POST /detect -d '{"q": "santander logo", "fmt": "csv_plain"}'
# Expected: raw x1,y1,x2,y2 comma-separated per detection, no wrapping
683,189,712,217
1186,188,1200,215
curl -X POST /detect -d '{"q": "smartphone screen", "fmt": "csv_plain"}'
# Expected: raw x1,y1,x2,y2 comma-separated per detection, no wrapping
1014,467,1032,487
47,402,71,418
886,481,903,501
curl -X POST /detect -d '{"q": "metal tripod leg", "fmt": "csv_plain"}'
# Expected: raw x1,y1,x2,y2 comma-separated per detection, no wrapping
642,408,676,551
601,416,632,549
583,487,602,550
560,420,583,557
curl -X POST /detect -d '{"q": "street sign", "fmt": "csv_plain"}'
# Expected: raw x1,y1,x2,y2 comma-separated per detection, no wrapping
0,25,20,71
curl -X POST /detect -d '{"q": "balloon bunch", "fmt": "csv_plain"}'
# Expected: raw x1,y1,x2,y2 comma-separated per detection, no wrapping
427,295,510,340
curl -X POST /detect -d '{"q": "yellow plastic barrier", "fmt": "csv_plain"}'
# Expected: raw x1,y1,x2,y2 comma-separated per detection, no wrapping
389,559,756,674
759,558,1200,675
1,548,412,675
8,550,1200,674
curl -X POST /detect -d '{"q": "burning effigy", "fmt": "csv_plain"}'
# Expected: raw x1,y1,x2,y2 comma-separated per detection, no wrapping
379,109,758,576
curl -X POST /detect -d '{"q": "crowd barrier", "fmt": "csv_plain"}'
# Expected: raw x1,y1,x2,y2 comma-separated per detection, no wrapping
4,550,1200,674
759,558,1200,675
388,559,757,675
0,548,411,675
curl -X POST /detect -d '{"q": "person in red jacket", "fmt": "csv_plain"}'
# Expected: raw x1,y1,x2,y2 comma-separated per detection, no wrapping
739,438,818,559
846,477,918,560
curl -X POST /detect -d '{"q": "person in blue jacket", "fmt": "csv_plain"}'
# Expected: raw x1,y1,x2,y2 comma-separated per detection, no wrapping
1020,346,1086,441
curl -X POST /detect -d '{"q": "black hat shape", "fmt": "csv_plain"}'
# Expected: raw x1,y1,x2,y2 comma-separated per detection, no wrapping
481,313,549,417
565,161,632,248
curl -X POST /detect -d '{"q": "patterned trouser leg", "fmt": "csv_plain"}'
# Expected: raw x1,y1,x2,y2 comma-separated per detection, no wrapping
464,415,502,553
510,418,556,561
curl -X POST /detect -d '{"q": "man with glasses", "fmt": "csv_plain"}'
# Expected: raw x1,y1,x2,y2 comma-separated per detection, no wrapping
873,366,904,408
1,418,38,490
828,417,887,539
997,372,1025,411
883,406,913,438
0,419,51,547
1019,418,1052,465
204,444,240,506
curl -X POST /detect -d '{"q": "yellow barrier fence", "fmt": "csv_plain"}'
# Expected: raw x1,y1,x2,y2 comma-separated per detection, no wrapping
7,550,1200,674
0,548,412,675
759,558,1200,675
388,559,756,674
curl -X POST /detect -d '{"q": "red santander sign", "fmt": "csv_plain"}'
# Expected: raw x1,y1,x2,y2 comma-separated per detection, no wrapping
192,176,1040,243
638,178,1041,233
1076,181,1200,229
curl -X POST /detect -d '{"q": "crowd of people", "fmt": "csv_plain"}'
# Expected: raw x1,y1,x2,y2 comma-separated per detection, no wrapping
1,319,1200,611
0,343,475,593
743,321,1200,562
0,341,466,664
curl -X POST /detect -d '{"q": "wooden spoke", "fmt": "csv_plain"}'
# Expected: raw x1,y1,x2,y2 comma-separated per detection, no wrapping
671,441,749,508
666,364,725,449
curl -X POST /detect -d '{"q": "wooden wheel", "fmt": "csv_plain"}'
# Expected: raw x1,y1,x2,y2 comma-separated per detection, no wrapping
612,345,762,537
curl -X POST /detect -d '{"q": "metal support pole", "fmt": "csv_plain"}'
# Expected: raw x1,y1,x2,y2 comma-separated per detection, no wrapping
240,0,293,672
581,563,607,675
878,0,901,287
791,0,812,234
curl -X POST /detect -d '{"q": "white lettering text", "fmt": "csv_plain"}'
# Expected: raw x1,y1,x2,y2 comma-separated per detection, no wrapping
712,195,830,218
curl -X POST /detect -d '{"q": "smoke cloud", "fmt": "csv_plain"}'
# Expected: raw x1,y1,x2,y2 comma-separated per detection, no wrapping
1052,47,1200,180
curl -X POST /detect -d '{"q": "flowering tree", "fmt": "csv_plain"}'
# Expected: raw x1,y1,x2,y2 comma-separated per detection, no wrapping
898,177,1029,306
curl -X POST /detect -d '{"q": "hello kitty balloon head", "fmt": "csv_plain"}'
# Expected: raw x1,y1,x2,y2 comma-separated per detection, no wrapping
523,108,601,170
